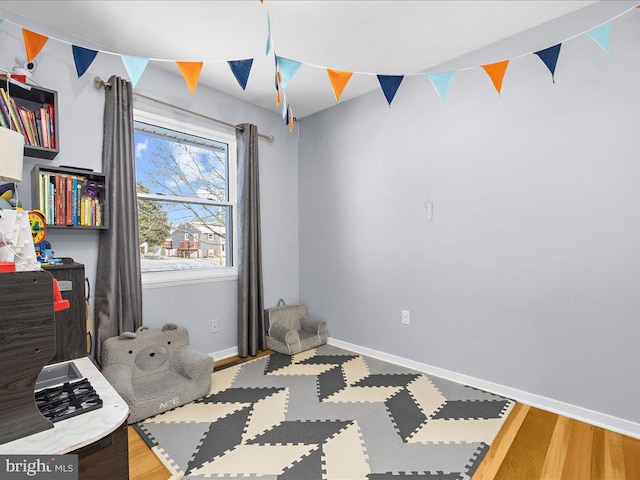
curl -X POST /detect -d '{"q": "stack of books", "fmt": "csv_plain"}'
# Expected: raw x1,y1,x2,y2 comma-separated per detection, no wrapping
36,172,105,227
0,87,55,149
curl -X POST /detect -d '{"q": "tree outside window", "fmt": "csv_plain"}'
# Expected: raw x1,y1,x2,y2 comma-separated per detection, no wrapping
134,113,236,276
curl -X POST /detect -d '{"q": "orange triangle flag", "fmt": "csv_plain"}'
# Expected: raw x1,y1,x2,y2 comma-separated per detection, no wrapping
326,69,353,102
482,60,509,96
22,29,49,62
176,61,203,94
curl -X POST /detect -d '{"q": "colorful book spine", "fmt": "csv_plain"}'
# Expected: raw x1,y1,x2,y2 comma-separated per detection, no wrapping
47,103,55,149
48,177,54,224
39,107,49,148
0,101,7,128
0,89,21,134
19,108,34,145
0,88,12,130
10,98,29,140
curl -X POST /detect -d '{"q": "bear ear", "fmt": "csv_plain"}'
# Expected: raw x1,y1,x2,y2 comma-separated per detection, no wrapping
119,332,137,340
161,323,178,331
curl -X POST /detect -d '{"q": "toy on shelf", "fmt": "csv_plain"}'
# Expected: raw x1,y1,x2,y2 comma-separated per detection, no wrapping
0,183,21,209
28,210,61,264
29,210,46,244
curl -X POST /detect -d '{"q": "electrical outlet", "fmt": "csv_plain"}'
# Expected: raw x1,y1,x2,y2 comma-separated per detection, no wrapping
401,310,410,325
210,319,219,334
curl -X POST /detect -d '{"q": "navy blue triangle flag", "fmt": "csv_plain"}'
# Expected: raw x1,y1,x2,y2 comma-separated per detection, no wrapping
534,43,562,83
72,45,98,78
228,59,254,90
377,75,404,106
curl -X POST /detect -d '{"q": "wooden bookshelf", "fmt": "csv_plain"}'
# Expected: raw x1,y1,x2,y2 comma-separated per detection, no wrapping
31,164,109,230
0,82,58,160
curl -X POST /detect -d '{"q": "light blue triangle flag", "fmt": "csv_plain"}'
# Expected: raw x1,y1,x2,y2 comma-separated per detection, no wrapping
72,45,99,78
276,56,302,88
121,55,149,87
0,19,3,26
228,59,253,90
586,22,613,57
377,75,404,106
265,12,272,56
427,71,454,105
282,97,288,119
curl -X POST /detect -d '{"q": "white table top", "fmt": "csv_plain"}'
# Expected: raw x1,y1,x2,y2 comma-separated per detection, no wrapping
0,356,129,454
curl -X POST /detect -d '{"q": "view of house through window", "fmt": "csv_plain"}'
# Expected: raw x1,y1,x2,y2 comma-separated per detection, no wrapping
134,113,236,275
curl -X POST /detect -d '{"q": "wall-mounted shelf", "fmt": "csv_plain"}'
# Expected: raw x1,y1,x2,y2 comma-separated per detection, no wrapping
31,164,109,230
1,83,59,160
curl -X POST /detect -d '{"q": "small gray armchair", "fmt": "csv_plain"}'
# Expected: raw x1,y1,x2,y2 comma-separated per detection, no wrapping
101,323,214,424
264,302,328,355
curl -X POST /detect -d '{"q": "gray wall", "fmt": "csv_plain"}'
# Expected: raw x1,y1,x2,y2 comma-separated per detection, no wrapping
298,8,640,423
0,9,299,356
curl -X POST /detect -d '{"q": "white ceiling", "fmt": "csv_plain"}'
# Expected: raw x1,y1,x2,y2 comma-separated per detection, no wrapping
0,1,634,118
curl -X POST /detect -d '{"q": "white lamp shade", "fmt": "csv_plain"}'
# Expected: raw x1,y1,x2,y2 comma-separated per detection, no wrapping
0,127,25,182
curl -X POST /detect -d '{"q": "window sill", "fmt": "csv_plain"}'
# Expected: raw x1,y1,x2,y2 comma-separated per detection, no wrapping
141,268,238,289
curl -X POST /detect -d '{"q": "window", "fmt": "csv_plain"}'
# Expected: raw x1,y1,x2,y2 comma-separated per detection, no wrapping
134,110,237,285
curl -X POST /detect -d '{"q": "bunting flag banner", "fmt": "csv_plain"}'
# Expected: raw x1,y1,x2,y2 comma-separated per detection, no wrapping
587,22,613,57
326,69,353,102
121,55,149,87
534,44,562,83
482,60,510,96
0,1,636,123
22,28,49,62
265,12,271,56
377,75,404,106
71,45,98,78
175,61,203,94
276,56,302,88
427,71,455,105
228,59,254,90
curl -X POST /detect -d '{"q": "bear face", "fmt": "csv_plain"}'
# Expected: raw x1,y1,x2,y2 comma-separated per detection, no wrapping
134,344,169,371
101,323,191,377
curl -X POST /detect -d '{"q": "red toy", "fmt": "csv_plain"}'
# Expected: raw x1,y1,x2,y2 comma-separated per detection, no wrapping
53,278,70,311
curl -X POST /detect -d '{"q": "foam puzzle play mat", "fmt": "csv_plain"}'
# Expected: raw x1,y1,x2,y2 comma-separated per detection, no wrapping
134,344,514,479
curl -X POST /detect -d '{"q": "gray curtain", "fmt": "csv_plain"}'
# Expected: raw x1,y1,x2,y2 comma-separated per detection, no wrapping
237,123,264,357
94,75,142,364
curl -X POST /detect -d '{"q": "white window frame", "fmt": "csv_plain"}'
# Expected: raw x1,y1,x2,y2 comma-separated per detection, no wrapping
134,109,238,288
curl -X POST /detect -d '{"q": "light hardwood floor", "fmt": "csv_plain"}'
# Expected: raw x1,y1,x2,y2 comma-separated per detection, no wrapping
128,353,640,480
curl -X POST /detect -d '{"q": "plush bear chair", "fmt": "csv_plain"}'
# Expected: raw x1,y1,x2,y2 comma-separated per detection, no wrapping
101,323,214,424
264,302,328,355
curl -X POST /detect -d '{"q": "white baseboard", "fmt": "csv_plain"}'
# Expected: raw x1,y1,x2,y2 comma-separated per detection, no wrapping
328,338,640,440
209,345,238,362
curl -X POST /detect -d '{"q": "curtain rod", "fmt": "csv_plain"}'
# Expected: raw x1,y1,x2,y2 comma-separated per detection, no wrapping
93,76,274,143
